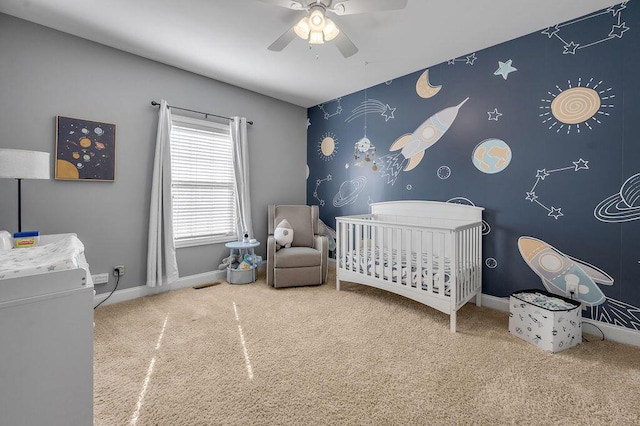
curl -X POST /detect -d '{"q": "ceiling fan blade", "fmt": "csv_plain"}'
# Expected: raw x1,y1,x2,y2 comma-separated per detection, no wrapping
331,0,408,15
268,27,298,51
255,0,305,10
333,31,358,58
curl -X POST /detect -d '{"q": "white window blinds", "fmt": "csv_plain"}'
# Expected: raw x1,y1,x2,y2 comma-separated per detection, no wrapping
170,115,236,247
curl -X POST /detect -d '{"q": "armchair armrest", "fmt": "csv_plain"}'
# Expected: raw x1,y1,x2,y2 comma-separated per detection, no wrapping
314,234,328,283
267,235,276,286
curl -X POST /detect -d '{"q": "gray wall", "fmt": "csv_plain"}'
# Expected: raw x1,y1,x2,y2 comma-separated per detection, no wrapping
0,13,307,293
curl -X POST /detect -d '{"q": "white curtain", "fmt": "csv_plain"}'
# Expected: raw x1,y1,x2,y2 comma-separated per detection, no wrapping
147,99,179,287
230,117,253,240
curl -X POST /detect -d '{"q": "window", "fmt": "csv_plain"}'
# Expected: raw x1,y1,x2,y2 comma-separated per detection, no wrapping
170,115,236,248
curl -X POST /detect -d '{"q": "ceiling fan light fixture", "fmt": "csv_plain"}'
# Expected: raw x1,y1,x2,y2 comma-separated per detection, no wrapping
322,18,339,41
308,8,325,31
309,30,325,44
294,16,310,39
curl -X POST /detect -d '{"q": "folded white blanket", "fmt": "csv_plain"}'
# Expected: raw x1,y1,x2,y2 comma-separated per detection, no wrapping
0,235,85,280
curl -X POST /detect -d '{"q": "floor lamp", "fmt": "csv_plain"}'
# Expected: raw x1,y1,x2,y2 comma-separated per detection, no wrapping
0,149,50,232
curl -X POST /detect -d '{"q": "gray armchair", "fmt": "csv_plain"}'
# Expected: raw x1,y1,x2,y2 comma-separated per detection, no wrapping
267,205,328,288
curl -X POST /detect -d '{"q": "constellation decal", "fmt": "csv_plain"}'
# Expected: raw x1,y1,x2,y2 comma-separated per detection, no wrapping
333,176,366,207
540,78,614,134
487,108,502,121
317,132,338,161
448,52,477,65
524,158,589,219
312,175,332,207
494,59,517,80
345,99,396,123
317,98,343,120
541,2,629,54
594,172,640,222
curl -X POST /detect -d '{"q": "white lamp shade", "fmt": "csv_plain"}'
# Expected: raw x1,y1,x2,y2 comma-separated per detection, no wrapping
0,149,50,180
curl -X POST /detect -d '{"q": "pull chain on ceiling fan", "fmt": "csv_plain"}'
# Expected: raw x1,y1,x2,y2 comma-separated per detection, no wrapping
258,0,408,58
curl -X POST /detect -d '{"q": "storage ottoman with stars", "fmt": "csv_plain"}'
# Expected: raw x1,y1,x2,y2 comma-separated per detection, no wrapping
508,289,582,353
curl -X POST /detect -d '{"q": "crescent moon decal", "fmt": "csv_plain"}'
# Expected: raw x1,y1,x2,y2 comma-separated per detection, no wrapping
416,69,442,99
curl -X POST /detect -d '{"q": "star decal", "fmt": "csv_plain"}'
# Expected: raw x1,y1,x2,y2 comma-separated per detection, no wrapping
609,23,629,38
607,2,627,16
548,207,564,220
494,59,517,80
541,25,560,38
563,41,579,55
572,158,589,171
536,169,550,180
447,59,456,65
525,191,538,202
466,53,477,65
306,118,311,128
381,104,396,121
487,108,502,121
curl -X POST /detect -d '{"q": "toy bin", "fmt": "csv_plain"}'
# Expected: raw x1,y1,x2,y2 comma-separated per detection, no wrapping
509,289,581,353
227,267,256,285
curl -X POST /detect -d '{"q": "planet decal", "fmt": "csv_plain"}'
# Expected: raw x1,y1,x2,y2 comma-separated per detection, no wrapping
318,132,338,161
446,197,491,235
437,165,451,179
79,137,92,148
551,87,601,124
540,78,614,134
415,69,442,99
472,138,512,174
594,172,640,222
333,176,366,207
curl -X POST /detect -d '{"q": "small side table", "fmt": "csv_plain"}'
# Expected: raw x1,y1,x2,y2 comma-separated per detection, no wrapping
224,240,260,284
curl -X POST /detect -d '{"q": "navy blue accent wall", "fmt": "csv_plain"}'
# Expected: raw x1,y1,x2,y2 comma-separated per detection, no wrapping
306,2,640,331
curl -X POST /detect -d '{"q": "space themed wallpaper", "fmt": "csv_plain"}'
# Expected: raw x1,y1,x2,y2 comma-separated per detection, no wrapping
306,1,640,332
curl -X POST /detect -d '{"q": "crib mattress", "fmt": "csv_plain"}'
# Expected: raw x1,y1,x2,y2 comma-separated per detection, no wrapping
342,248,460,295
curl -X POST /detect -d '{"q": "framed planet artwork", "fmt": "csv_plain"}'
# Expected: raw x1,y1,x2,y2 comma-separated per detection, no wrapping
55,116,116,181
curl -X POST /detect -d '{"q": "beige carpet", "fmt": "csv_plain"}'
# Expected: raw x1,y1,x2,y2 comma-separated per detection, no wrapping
94,268,640,425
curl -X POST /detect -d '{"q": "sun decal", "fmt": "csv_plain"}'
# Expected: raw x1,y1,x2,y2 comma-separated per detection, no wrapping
540,78,614,134
318,132,339,161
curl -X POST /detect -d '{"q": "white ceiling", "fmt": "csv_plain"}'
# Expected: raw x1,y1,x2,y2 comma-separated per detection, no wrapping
0,0,623,108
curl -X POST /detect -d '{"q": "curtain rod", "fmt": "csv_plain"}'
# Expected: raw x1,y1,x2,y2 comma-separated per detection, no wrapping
150,101,253,125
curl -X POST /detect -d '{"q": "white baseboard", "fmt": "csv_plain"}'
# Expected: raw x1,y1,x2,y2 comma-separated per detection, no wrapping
481,294,640,348
94,269,228,307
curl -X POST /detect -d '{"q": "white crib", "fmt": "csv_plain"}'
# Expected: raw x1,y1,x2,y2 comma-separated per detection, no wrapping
336,201,484,332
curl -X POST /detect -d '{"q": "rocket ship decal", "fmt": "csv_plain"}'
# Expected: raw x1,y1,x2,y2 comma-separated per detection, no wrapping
379,97,469,185
517,236,613,307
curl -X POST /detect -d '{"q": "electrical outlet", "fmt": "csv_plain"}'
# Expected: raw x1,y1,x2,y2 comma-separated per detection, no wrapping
567,282,579,298
92,273,109,285
113,265,125,277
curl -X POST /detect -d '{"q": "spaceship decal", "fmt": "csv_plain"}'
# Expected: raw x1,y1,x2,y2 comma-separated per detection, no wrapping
518,236,613,307
378,98,469,185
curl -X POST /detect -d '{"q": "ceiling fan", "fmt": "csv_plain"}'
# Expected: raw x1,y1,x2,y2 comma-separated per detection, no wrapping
258,0,408,58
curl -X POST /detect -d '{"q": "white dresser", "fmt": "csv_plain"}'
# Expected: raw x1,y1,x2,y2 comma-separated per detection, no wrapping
0,234,94,426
